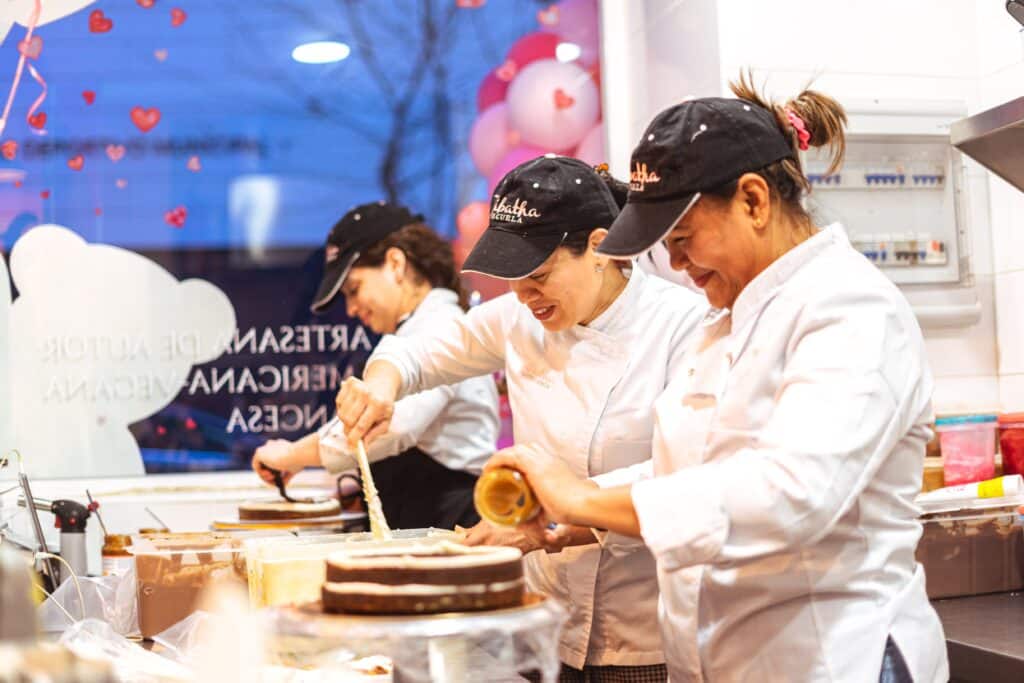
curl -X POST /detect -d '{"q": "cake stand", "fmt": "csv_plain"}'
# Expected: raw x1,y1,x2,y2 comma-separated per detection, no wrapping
264,595,567,683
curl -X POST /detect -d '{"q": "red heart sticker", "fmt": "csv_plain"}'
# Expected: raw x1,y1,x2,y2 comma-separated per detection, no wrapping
17,35,42,60
13,180,22,188
184,417,197,430
495,59,517,82
186,155,201,172
156,425,167,436
82,90,96,105
94,207,103,216
40,190,50,199
137,0,156,7
154,48,168,61
130,106,161,133
1,140,17,160
456,0,485,7
67,155,84,171
115,178,127,189
553,88,575,110
170,7,186,27
164,205,187,228
106,144,126,162
28,111,46,129
537,5,559,26
89,9,113,33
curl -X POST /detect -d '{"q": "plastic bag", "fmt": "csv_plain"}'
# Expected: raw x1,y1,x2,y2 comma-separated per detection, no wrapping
58,618,193,682
37,564,139,636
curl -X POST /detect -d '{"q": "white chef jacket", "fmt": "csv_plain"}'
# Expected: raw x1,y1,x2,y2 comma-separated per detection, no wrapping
371,267,708,667
318,288,500,475
626,225,948,682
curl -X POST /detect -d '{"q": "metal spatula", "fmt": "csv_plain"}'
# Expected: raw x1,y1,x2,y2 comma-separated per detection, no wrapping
258,462,316,504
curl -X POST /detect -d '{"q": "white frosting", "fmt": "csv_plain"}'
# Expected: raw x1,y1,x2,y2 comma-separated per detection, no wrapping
327,542,522,570
239,499,340,514
323,577,524,596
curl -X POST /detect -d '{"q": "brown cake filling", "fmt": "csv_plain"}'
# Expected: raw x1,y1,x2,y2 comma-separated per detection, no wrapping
238,498,341,520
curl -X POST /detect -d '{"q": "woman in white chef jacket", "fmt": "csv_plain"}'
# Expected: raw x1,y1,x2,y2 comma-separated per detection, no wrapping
487,78,949,683
252,201,500,530
335,156,708,681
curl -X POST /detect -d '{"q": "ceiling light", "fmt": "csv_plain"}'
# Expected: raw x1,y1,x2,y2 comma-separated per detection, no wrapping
292,41,351,64
556,42,582,62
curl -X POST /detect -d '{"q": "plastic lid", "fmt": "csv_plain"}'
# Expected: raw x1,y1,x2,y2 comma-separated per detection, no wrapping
935,414,998,426
999,413,1024,424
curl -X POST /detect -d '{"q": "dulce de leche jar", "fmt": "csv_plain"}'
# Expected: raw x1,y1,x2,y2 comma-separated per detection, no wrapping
101,534,134,576
474,467,539,527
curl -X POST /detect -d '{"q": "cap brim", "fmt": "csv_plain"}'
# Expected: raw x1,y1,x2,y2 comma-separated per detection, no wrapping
597,192,701,258
310,251,357,313
461,228,566,280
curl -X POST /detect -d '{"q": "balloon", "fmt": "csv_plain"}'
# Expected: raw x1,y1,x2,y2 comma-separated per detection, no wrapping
477,70,509,112
469,103,517,177
487,145,549,192
543,0,600,67
573,120,605,166
506,31,560,69
506,59,600,151
456,201,491,244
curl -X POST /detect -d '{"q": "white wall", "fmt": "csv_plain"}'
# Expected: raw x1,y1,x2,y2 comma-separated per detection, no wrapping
605,0,1020,414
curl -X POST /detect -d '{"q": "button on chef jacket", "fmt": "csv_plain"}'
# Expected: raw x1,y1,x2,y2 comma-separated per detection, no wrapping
319,288,500,475
371,267,708,668
617,225,948,682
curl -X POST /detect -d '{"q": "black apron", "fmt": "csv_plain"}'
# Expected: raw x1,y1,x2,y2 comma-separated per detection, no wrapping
367,446,480,530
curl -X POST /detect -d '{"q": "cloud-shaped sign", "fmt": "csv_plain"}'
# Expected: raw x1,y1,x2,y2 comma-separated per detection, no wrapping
0,0,95,47
0,225,236,478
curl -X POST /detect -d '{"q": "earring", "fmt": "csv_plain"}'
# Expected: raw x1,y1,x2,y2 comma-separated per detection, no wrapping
595,264,605,273
753,219,762,228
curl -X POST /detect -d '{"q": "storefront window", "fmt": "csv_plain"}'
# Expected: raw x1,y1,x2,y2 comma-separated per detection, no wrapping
0,0,603,477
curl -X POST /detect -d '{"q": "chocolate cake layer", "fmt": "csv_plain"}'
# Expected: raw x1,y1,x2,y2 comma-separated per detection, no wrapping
238,498,340,520
321,582,524,615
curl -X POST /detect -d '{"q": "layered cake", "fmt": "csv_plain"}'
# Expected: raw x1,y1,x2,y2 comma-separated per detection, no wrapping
322,542,524,615
238,497,341,520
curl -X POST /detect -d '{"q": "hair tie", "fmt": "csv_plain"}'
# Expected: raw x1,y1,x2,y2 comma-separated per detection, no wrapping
785,108,811,151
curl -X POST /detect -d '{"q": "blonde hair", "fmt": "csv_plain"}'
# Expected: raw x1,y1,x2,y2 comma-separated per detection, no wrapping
706,70,848,209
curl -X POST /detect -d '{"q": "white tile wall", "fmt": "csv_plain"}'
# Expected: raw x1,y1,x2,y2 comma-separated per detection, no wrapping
996,270,1024,375
1000,373,1024,411
933,375,1001,414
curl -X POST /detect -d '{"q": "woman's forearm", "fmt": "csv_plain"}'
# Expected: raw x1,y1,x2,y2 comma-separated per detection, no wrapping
291,432,324,468
363,359,403,400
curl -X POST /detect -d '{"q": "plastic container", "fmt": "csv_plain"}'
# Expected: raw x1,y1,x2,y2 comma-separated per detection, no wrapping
132,533,251,638
999,413,1024,478
915,493,1024,598
474,468,539,527
936,414,998,485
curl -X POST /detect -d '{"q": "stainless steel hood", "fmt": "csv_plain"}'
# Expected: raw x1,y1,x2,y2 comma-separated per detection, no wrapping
950,96,1024,193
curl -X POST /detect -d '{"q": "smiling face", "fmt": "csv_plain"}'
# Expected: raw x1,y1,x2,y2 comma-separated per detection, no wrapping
508,230,610,332
341,251,406,334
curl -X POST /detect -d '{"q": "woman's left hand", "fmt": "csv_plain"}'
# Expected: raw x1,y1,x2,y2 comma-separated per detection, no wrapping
457,520,542,554
485,443,595,526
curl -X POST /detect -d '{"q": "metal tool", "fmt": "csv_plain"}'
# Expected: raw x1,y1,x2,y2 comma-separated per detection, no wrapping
85,490,108,537
257,462,316,503
17,496,90,581
143,506,170,531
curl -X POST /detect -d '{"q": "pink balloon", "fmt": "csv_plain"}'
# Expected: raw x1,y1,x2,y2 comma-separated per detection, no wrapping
477,70,509,112
506,59,600,151
469,103,516,177
574,120,605,166
487,145,549,192
506,31,560,69
456,201,491,244
544,0,600,67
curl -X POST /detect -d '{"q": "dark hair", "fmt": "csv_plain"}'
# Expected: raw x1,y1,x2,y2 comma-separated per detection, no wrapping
704,71,848,224
559,164,629,256
352,223,469,310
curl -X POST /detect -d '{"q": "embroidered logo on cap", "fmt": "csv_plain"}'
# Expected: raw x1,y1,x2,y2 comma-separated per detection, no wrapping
491,195,541,224
325,244,341,263
629,162,662,192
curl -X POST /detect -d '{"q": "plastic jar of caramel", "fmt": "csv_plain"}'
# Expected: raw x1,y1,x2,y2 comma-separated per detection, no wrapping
474,467,539,527
101,534,134,576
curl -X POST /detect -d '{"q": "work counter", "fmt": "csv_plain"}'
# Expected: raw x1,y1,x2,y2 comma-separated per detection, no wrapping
933,591,1024,682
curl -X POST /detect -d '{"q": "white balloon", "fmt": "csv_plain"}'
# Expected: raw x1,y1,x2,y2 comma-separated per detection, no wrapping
0,0,96,46
506,59,600,151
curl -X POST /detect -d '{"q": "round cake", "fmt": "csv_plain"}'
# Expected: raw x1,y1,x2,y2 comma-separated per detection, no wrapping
322,542,524,615
238,498,341,521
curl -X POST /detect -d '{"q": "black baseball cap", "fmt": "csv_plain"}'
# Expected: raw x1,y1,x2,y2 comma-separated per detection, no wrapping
598,97,794,258
310,201,423,313
462,155,620,279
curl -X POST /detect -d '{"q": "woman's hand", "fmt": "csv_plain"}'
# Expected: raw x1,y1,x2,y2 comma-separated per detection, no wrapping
485,443,597,526
335,376,395,447
456,520,543,555
252,439,299,485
